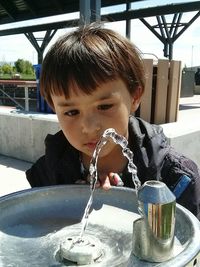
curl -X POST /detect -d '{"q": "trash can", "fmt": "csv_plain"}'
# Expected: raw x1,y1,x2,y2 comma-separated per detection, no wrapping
33,64,53,113
181,69,195,97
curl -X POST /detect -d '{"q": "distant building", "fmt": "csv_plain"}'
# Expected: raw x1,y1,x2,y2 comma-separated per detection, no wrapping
0,61,15,66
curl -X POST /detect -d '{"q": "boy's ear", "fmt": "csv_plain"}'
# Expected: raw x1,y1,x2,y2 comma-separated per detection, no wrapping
131,86,143,113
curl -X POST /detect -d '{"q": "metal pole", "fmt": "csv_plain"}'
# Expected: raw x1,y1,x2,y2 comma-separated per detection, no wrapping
191,45,194,68
79,0,101,25
126,2,131,39
24,86,29,111
79,0,91,25
91,0,101,22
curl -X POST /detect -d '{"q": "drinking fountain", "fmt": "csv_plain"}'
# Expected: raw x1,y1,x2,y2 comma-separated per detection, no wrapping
0,128,200,266
0,185,200,266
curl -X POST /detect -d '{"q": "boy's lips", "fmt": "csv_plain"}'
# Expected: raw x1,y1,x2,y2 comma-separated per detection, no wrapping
84,141,99,150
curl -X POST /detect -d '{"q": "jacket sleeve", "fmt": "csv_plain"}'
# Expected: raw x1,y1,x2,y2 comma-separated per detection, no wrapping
26,156,53,187
161,147,200,220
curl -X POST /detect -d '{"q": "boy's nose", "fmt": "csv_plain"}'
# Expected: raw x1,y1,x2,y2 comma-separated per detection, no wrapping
81,114,101,134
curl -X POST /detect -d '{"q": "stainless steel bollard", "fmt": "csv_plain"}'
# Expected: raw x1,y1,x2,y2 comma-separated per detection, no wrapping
132,180,176,262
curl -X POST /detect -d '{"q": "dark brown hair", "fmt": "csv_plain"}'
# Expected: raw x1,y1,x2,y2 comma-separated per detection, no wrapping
40,23,145,107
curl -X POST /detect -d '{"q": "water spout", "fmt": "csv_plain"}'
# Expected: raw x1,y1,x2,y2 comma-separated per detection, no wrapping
131,180,176,263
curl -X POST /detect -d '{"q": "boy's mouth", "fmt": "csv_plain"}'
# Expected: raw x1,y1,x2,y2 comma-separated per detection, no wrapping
85,141,98,150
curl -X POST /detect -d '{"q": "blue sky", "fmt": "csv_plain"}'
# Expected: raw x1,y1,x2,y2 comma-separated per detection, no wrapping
0,1,200,68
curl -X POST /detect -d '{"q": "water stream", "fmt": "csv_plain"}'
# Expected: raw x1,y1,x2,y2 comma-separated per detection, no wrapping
76,128,141,244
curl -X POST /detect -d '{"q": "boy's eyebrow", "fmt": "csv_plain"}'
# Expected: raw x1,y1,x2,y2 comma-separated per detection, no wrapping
97,91,117,101
57,101,74,107
57,93,115,107
99,94,114,100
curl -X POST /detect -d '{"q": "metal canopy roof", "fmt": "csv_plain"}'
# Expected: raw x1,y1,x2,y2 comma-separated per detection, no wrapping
0,0,200,63
0,0,142,25
1,1,200,33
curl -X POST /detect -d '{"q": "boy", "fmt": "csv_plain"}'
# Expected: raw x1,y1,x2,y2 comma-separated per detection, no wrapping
26,23,200,220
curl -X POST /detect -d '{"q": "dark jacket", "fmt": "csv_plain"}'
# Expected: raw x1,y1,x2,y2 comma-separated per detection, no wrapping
26,116,200,220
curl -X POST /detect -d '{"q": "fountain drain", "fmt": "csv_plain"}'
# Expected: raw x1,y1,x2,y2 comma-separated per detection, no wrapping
60,235,103,265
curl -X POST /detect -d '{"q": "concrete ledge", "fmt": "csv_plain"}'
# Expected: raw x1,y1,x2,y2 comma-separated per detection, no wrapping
0,108,199,167
161,121,200,166
0,108,60,163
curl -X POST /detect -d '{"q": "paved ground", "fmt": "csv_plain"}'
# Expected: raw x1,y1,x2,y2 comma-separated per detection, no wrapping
0,154,31,197
0,94,200,197
179,94,200,122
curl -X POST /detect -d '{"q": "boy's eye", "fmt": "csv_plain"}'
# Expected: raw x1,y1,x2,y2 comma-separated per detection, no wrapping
64,110,79,116
98,104,113,110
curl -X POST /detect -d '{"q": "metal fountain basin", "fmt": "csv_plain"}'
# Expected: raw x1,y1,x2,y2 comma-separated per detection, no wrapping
0,185,200,266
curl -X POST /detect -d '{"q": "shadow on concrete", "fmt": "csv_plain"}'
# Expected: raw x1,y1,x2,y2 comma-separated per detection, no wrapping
0,154,32,172
179,104,200,110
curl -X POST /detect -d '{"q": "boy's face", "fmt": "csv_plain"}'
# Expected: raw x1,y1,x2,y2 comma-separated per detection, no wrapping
51,78,141,159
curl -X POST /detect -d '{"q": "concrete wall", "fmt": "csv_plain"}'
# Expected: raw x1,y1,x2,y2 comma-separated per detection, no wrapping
161,122,200,166
195,85,200,94
0,108,60,163
0,108,200,167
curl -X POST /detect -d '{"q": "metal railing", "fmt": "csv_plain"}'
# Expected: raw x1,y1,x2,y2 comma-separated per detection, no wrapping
0,80,37,111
